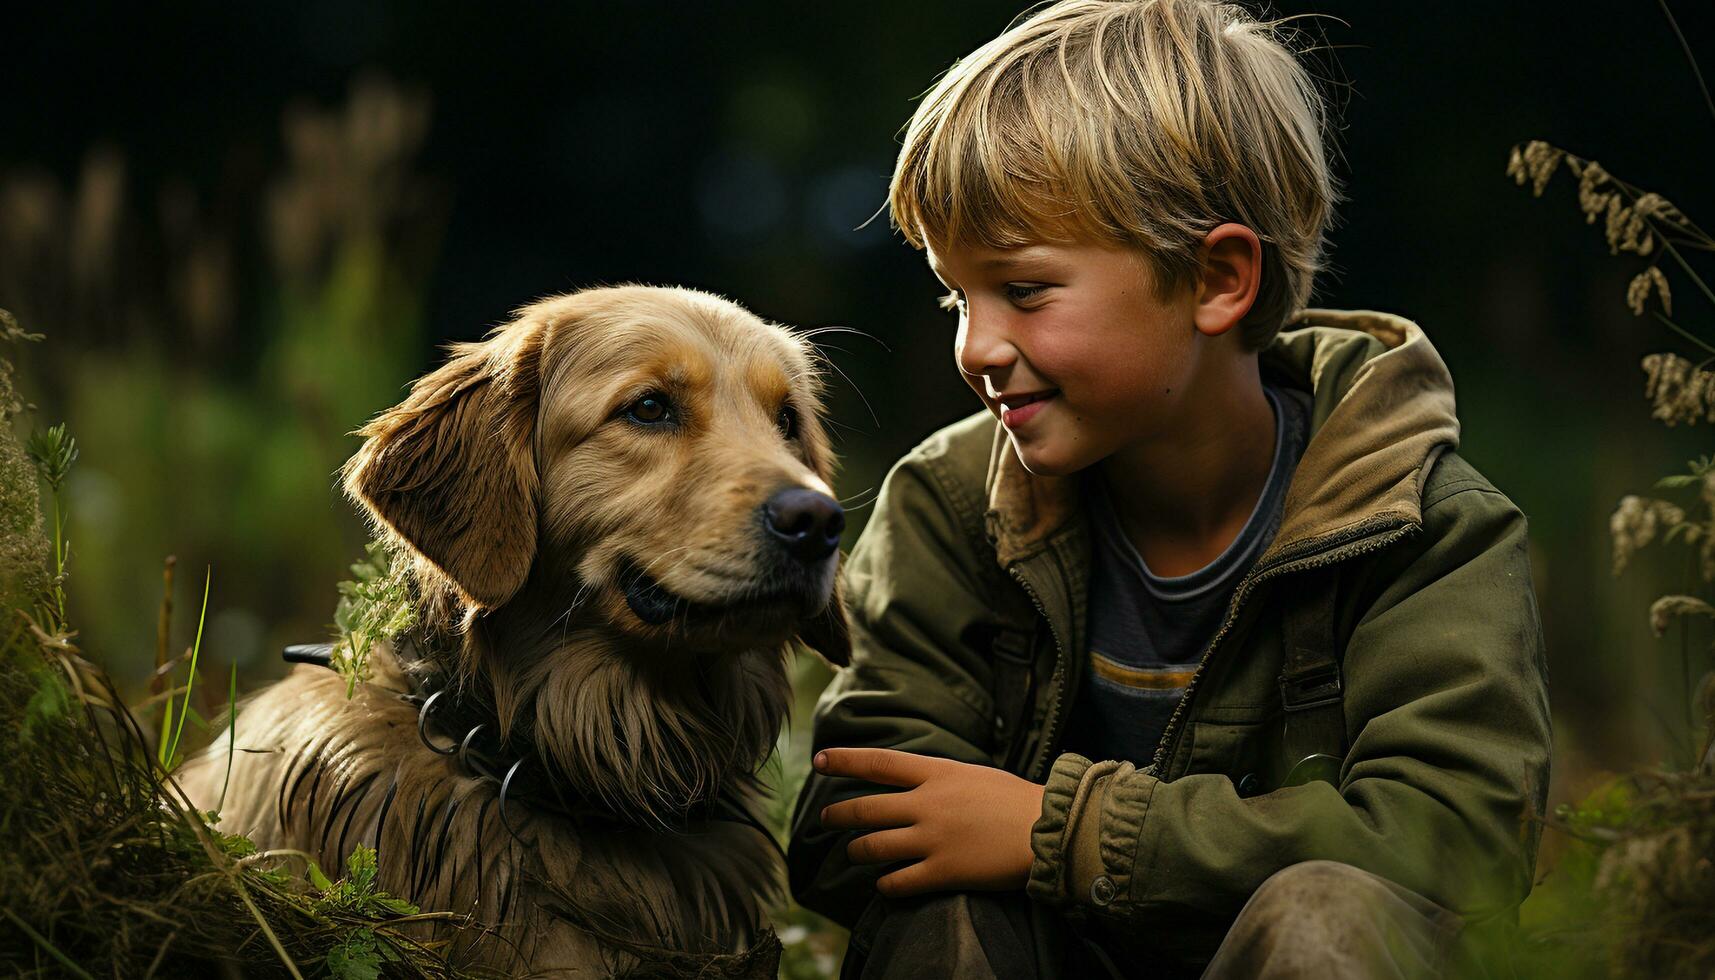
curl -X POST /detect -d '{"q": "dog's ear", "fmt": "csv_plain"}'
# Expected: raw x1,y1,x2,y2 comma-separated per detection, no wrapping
796,557,851,667
343,319,546,609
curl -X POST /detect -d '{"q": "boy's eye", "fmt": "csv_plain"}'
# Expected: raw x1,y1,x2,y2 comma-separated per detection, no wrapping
1005,283,1047,303
936,284,1047,312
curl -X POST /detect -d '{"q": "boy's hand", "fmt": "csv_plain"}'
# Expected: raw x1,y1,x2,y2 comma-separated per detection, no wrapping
814,747,1045,898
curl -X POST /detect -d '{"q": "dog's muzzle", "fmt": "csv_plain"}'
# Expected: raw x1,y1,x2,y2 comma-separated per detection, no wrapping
617,490,843,628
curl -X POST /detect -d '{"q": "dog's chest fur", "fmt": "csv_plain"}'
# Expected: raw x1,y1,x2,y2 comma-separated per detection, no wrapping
181,656,782,974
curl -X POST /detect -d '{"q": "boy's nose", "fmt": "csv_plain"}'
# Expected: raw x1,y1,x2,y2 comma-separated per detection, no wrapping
955,311,1018,379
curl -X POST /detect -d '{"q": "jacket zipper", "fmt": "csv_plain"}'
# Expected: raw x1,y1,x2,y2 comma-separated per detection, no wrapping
1146,515,1421,778
1004,555,1074,784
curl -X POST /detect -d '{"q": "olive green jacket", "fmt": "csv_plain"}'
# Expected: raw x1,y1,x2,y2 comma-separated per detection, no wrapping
787,310,1552,960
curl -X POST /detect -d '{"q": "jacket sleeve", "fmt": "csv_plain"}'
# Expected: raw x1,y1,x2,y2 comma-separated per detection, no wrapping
1026,480,1552,925
787,449,1010,928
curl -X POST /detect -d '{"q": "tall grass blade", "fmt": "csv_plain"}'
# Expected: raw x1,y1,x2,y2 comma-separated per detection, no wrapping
218,663,236,814
2,905,96,980
163,567,210,770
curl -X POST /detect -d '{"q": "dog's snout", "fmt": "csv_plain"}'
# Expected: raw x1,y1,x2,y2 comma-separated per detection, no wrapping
762,488,844,561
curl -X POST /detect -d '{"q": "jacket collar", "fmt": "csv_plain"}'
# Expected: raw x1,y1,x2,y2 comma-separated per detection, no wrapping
982,309,1461,568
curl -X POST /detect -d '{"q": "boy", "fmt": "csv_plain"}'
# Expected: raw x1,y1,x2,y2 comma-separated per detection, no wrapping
787,0,1552,977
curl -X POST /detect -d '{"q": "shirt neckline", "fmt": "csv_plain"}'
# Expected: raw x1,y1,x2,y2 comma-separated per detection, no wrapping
1090,384,1293,602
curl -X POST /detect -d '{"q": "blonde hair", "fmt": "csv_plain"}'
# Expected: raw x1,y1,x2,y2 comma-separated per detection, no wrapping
889,0,1341,350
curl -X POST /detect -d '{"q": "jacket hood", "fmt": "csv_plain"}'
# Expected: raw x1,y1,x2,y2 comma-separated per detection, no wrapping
982,308,1461,567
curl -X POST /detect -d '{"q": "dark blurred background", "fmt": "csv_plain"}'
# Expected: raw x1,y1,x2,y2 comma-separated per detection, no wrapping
4,0,1713,932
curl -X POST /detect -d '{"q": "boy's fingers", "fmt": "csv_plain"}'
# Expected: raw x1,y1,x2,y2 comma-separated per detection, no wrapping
875,860,942,899
814,748,941,787
845,828,926,866
820,791,915,831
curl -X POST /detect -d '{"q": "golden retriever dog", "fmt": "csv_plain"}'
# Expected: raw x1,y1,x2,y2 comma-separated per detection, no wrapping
178,285,850,976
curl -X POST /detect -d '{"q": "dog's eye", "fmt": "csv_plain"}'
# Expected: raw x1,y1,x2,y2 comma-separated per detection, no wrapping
626,394,674,425
776,404,798,440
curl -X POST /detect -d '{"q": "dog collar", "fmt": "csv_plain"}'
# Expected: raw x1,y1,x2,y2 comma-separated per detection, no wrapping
280,642,783,854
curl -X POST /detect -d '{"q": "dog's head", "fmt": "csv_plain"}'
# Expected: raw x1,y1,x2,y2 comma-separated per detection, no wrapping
342,284,851,669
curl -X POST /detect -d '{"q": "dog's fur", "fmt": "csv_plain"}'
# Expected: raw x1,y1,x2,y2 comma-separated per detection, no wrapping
178,285,850,975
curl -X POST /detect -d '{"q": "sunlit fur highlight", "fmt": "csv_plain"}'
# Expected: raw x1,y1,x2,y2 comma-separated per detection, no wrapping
180,285,849,974
889,0,1341,349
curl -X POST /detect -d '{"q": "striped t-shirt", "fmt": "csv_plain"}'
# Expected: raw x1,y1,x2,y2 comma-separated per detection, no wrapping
1058,384,1312,768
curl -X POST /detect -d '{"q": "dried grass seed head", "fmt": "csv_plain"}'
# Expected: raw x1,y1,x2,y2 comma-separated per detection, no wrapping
1649,594,1715,636
1643,352,1715,426
889,0,1341,351
1605,196,1654,257
1576,158,1614,223
1627,266,1672,317
1611,494,1687,575
1508,140,1564,198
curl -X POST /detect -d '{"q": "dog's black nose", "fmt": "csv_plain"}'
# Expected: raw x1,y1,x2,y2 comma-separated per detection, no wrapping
762,488,845,562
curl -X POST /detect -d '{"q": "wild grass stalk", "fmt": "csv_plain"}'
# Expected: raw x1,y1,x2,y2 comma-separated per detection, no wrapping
158,566,209,771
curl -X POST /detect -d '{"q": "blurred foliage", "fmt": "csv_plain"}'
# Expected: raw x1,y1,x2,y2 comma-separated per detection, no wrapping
0,75,443,695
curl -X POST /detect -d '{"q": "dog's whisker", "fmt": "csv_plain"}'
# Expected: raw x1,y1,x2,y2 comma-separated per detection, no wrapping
820,414,865,438
568,578,598,617
548,580,596,639
837,486,876,507
641,544,698,566
653,549,711,593
815,352,881,430
809,342,857,359
800,324,891,352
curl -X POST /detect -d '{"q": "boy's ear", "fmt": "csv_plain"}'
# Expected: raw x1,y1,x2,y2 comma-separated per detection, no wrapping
796,562,850,668
342,319,546,609
1192,222,1263,339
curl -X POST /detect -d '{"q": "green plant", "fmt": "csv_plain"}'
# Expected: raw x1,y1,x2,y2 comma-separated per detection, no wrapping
331,539,416,698
23,422,74,634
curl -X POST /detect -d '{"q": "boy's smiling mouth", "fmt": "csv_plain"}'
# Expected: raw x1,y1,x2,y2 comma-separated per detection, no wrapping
998,388,1058,428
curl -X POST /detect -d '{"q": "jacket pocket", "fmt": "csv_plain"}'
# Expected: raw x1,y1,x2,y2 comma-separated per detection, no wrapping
1184,716,1280,797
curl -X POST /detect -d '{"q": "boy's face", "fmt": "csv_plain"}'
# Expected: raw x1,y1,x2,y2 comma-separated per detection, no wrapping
925,235,1210,477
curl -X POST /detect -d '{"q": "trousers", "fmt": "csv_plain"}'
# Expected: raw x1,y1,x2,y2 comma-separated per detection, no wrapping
839,861,1472,979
